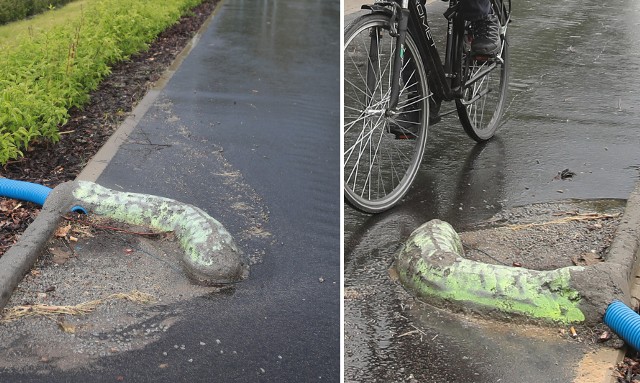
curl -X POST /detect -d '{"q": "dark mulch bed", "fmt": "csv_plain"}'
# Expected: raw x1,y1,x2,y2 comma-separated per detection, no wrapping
0,0,219,256
616,356,640,382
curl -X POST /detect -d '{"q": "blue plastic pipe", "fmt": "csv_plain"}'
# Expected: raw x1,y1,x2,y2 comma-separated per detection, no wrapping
0,178,52,206
604,300,640,351
0,178,86,213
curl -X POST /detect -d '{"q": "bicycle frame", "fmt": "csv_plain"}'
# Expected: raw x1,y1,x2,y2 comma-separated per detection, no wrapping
368,0,511,111
408,0,460,102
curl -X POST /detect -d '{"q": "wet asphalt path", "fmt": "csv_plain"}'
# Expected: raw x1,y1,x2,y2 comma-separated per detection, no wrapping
5,0,340,382
345,0,640,381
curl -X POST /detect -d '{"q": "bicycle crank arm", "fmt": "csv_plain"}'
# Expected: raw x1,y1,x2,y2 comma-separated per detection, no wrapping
460,87,492,105
464,61,497,88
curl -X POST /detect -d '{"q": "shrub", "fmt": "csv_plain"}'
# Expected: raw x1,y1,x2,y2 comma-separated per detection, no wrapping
0,0,204,164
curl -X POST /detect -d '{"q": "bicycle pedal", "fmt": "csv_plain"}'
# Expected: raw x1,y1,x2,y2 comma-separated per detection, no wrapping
393,133,417,140
389,125,418,139
473,54,492,61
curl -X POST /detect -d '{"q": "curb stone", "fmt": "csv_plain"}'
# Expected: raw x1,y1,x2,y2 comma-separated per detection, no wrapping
395,180,640,326
0,183,71,310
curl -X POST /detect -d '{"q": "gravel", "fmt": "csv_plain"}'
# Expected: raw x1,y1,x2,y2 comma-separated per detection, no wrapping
0,218,222,371
459,199,625,271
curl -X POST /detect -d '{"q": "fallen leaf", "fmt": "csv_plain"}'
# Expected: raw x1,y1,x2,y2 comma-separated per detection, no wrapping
159,363,168,369
598,331,611,342
58,321,76,334
55,224,71,238
571,253,602,266
50,248,72,265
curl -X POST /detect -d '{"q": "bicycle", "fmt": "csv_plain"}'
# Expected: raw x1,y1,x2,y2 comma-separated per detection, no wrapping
343,0,511,213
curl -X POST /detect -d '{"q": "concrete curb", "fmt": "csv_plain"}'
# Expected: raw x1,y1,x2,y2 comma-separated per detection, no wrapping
396,181,640,326
0,184,74,310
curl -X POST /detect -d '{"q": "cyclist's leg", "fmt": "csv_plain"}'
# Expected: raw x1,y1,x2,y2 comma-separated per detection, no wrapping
459,0,500,55
457,0,491,21
455,0,509,142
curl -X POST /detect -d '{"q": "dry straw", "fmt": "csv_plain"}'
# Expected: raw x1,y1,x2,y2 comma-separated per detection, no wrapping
0,290,154,323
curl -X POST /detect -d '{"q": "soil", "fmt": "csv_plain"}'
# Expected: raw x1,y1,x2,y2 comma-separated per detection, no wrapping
459,199,626,270
0,216,223,371
0,0,220,258
615,355,640,382
458,202,640,382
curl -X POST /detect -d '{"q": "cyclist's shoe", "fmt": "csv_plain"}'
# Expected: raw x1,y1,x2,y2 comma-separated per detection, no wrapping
388,113,420,139
470,14,501,56
388,112,441,139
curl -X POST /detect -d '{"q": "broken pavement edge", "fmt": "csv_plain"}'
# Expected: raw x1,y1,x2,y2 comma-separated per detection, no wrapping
396,179,640,326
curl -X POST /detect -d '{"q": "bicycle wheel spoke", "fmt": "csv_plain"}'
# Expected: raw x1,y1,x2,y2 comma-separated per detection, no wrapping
344,13,429,212
456,34,508,142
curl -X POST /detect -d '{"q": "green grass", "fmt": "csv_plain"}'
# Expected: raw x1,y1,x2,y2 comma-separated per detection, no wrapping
0,1,88,48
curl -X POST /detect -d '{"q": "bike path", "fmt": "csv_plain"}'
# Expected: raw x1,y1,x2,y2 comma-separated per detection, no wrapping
93,1,341,381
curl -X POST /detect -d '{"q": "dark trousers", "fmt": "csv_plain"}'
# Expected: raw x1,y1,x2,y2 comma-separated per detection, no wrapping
458,0,492,21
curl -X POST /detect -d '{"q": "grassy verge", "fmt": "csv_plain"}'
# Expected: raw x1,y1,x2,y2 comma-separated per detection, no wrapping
0,1,89,47
0,0,202,164
0,0,77,26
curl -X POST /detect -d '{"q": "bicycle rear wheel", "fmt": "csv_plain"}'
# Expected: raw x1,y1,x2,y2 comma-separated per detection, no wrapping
343,13,429,213
456,19,510,142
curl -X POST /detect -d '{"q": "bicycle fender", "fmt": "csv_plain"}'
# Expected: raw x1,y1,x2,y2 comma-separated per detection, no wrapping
361,3,394,16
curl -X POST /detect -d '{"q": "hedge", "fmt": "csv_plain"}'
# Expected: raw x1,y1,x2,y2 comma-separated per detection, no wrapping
0,0,78,26
0,0,203,164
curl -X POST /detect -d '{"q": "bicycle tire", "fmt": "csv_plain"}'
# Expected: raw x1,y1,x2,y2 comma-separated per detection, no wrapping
343,12,429,213
456,16,510,142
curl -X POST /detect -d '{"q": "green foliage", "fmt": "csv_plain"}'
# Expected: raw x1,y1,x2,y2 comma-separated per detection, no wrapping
0,0,205,164
0,0,77,25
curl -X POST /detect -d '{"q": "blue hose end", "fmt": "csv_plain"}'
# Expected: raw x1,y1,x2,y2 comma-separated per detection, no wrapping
71,205,87,214
0,179,52,206
604,300,640,351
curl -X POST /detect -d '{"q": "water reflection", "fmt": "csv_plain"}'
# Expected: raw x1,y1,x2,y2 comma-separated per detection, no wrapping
345,137,506,259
